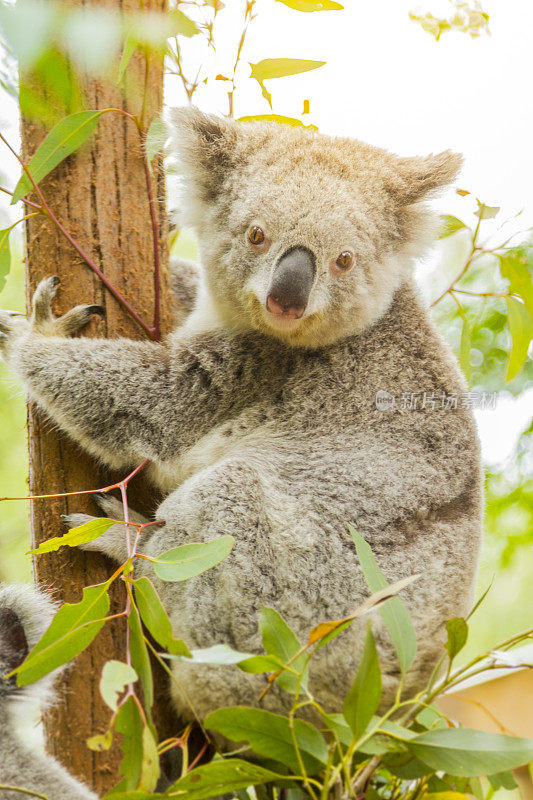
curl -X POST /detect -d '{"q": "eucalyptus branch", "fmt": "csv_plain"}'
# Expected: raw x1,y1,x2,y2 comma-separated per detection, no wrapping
228,0,256,118
0,787,49,800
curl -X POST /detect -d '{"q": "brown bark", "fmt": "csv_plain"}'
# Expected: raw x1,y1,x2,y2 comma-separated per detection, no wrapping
21,1,176,792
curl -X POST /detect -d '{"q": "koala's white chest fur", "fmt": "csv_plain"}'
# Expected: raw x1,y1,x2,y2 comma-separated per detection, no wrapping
151,419,255,493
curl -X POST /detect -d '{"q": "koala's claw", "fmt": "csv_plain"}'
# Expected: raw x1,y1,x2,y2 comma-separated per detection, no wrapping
30,277,104,337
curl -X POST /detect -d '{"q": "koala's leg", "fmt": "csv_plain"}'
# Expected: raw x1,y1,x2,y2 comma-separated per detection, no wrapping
1,277,261,469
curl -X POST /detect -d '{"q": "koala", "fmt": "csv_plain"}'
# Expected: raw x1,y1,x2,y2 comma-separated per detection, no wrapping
0,583,97,800
0,109,482,723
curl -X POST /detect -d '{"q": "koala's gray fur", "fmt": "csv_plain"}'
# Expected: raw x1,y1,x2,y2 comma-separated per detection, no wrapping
0,583,96,800
0,109,482,724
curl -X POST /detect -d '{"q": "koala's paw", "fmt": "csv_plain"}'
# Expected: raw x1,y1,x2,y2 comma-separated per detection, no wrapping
0,277,105,361
31,276,105,337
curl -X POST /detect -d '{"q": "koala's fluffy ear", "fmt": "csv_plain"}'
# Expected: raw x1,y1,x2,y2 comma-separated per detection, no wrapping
388,151,463,205
166,107,238,206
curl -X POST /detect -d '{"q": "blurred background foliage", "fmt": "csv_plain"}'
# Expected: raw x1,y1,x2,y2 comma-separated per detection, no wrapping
0,0,531,676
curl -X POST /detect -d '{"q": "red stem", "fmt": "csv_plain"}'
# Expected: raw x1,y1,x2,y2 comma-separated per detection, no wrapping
0,185,42,210
1,459,150,502
139,128,162,342
0,129,157,340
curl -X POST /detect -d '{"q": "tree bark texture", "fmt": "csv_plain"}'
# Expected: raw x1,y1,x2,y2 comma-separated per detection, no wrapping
21,0,174,792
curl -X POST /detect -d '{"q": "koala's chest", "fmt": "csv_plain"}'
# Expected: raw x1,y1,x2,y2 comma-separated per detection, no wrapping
151,415,263,492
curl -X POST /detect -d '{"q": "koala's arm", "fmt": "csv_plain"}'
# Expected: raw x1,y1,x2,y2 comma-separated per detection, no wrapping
0,279,259,468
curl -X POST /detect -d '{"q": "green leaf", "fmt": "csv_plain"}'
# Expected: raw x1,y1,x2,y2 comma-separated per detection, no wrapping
343,623,382,738
438,215,467,238
473,201,499,220
152,536,234,582
505,297,533,382
408,728,533,776
100,659,138,711
115,696,144,791
16,582,110,685
12,110,109,203
144,118,167,163
139,724,160,793
169,8,200,37
205,707,328,774
166,759,285,800
444,617,468,661
27,517,115,555
117,28,138,83
103,795,162,800
249,59,325,108
0,226,13,293
164,644,253,665
259,607,307,692
275,0,343,11
128,603,153,713
87,730,113,752
133,576,190,656
238,114,316,130
499,252,533,318
488,771,518,791
238,653,286,673
250,57,326,82
459,317,472,383
349,526,417,676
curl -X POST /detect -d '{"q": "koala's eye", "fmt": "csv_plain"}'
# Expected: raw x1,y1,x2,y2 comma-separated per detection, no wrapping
334,250,354,272
248,225,266,246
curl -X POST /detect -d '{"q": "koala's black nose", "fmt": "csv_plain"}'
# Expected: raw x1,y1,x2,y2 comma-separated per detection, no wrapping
266,246,316,320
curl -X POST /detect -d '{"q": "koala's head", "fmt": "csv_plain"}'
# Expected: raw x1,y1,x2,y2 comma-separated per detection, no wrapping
168,108,462,348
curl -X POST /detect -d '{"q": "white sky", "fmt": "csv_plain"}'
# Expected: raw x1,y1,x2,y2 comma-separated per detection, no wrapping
1,0,532,466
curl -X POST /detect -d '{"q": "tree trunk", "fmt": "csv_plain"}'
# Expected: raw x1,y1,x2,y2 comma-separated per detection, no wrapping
21,1,174,792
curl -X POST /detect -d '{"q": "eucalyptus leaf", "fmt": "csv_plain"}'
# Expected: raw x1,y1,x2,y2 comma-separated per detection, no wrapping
128,603,153,712
474,201,499,220
238,114,316,130
343,623,381,738
117,28,138,83
250,58,326,82
438,215,467,238
144,118,167,163
169,8,200,37
27,517,115,555
205,707,328,774
459,317,472,383
12,110,110,203
87,730,113,752
505,297,533,382
152,536,234,582
249,59,325,109
0,225,13,294
276,0,343,10
259,606,308,692
100,659,138,711
16,582,110,685
134,576,190,656
445,617,468,660
166,759,285,800
139,724,160,793
115,696,144,791
408,727,533,776
349,526,417,675
499,251,533,318
164,644,253,665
